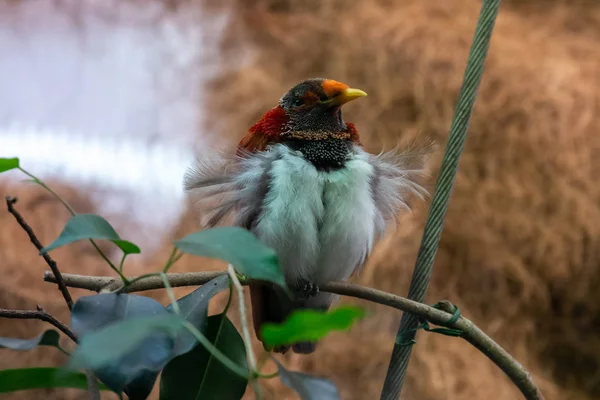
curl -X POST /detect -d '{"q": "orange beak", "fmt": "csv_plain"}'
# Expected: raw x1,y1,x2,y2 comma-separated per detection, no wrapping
321,79,368,106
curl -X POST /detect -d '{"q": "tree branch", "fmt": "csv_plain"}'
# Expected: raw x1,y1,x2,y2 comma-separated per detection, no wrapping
6,196,73,310
44,271,544,400
0,307,78,343
47,271,226,293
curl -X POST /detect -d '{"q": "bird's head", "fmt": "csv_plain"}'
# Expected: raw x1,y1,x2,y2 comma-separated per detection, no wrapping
279,78,367,137
238,78,367,154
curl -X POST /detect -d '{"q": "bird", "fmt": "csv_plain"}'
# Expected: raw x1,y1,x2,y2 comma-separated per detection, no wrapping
184,78,431,354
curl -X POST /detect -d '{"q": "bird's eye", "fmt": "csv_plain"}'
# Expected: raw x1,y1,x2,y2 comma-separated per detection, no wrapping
292,98,304,107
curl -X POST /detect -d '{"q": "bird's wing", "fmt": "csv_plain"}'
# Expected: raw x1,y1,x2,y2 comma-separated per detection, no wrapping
184,147,281,229
367,140,434,226
185,105,288,228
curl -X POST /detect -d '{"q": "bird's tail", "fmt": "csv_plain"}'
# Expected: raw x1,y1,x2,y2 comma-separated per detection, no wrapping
250,283,324,354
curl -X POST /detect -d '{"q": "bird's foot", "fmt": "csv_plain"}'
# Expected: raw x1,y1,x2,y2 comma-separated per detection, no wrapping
292,279,319,300
292,341,317,354
273,345,290,354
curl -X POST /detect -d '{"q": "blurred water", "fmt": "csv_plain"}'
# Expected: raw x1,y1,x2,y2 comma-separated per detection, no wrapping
0,1,222,253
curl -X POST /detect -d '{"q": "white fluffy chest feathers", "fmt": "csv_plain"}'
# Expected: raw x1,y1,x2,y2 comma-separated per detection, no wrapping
184,142,429,288
253,148,377,285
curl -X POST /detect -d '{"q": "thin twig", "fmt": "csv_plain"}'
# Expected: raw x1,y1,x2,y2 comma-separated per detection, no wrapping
89,240,128,282
84,370,101,400
18,169,76,215
44,271,544,400
227,265,258,371
0,308,78,343
228,264,261,398
18,167,127,283
163,246,183,273
5,196,73,310
118,254,127,274
160,273,180,315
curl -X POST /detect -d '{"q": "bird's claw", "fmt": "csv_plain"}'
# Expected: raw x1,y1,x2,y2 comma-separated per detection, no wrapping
292,279,319,300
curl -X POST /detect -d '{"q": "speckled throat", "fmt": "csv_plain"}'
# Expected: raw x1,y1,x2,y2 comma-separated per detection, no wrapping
283,130,352,141
284,138,353,170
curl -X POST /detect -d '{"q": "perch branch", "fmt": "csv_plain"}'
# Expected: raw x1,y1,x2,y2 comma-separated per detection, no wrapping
0,307,78,343
6,196,73,310
44,271,544,400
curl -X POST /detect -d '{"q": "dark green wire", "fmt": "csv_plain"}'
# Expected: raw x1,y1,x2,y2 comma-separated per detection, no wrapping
380,1,503,399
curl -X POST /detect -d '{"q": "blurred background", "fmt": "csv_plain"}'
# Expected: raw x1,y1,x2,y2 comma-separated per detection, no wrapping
1,0,599,399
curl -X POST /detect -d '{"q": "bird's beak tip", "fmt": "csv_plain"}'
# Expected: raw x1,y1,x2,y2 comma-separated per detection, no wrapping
332,88,368,106
345,88,368,98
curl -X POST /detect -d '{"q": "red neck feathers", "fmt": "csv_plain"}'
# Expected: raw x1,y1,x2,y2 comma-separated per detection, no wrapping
237,106,288,155
345,122,362,146
250,106,289,137
237,106,362,155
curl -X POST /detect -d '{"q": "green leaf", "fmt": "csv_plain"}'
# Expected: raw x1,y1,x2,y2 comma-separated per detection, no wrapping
0,157,19,173
0,367,109,393
40,213,140,255
273,359,340,400
261,306,366,347
71,293,169,335
174,227,285,289
0,330,61,351
68,313,185,399
160,314,248,400
71,293,174,398
68,314,185,372
167,275,231,354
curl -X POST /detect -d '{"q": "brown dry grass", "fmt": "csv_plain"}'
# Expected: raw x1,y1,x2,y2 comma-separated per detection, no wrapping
2,0,600,399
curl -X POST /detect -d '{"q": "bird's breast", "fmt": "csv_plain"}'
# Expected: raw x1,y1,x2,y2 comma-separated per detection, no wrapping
253,144,377,290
